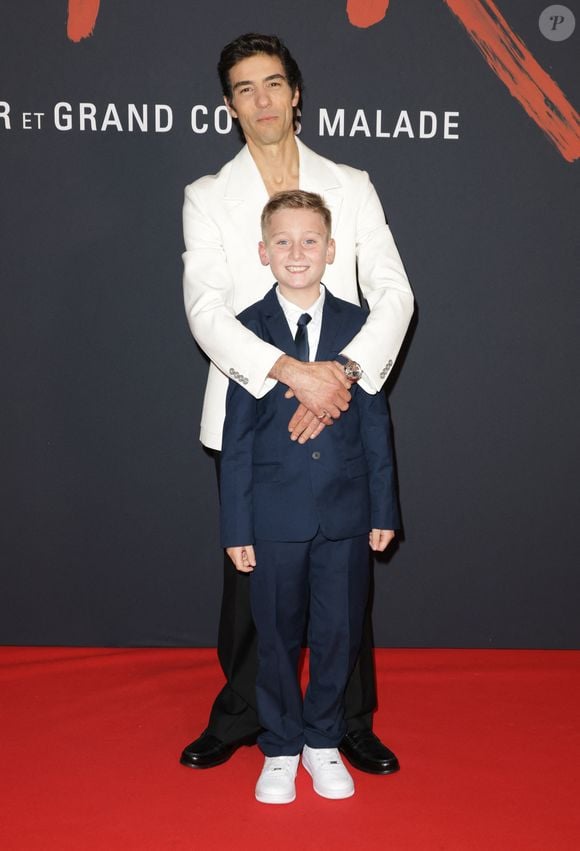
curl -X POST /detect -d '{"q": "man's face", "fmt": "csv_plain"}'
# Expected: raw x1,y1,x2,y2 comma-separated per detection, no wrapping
226,53,299,147
259,208,335,301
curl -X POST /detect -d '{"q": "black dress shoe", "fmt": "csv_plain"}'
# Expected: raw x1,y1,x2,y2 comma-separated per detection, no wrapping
180,730,257,769
339,730,400,775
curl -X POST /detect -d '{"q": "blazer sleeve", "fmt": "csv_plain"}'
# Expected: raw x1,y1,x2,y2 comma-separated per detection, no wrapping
355,387,401,531
219,375,258,548
339,171,414,393
182,182,282,398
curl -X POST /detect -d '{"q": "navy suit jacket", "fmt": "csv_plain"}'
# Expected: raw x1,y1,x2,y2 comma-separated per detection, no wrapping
220,286,400,546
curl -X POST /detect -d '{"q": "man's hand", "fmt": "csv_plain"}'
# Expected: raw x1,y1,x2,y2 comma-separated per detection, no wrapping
369,529,395,552
270,356,352,443
226,545,256,573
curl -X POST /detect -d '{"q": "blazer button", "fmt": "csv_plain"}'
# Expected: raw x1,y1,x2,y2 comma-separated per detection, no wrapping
312,451,321,460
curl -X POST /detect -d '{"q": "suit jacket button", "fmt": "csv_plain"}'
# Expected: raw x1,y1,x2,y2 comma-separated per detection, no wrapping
312,451,321,460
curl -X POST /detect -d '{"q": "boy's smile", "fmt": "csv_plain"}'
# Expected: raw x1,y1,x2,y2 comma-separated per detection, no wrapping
259,207,335,308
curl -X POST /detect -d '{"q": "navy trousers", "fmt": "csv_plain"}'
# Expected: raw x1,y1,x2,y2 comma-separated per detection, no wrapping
250,529,370,757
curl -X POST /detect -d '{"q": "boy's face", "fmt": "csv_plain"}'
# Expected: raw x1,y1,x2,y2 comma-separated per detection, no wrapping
259,207,335,302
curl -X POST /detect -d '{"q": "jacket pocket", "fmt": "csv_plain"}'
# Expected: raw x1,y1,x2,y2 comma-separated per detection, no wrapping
253,462,282,483
346,457,368,478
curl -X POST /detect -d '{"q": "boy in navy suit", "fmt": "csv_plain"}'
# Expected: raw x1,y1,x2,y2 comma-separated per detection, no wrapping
220,190,400,804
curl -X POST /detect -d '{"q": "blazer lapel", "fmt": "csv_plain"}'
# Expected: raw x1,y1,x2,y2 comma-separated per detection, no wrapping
316,288,349,360
297,138,344,236
260,286,297,354
223,140,345,239
223,145,269,247
224,145,268,203
260,287,350,361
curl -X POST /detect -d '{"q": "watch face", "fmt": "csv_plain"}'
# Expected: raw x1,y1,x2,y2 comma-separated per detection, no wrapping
345,361,363,381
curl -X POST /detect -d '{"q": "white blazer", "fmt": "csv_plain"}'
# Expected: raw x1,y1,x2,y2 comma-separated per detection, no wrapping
182,137,414,449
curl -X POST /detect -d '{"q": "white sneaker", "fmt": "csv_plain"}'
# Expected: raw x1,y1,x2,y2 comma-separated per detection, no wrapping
255,755,300,804
302,745,355,799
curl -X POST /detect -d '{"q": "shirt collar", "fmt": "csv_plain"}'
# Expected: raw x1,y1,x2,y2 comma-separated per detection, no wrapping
275,284,326,326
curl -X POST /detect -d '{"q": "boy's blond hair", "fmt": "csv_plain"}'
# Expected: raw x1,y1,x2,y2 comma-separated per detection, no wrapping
261,190,332,238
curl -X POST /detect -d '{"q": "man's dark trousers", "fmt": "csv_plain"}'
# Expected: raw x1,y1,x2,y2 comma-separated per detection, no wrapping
206,455,376,744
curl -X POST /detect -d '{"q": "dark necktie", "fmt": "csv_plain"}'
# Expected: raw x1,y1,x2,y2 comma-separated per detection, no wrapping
295,313,312,362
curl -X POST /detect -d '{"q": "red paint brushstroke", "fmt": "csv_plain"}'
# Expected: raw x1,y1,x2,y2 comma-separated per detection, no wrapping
347,0,390,29
67,0,100,42
443,0,580,162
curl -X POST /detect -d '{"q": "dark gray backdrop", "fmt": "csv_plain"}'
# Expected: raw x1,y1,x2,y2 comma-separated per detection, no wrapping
1,1,578,646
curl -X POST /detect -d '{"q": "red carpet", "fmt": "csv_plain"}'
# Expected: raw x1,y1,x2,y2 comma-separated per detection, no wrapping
1,647,579,850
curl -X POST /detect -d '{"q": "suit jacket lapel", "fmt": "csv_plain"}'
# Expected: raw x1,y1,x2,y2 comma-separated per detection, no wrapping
224,145,267,203
223,145,269,249
259,286,350,362
223,140,345,239
316,288,349,360
296,138,344,236
260,286,297,354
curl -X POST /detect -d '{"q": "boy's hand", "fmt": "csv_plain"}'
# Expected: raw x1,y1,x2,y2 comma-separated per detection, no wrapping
226,545,256,573
369,529,395,552
286,402,329,443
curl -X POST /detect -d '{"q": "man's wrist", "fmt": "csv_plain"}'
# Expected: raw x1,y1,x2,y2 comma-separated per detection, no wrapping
336,354,363,383
269,354,303,389
269,354,289,382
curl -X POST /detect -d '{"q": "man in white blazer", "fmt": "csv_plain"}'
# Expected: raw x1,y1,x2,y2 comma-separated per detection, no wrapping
180,33,414,774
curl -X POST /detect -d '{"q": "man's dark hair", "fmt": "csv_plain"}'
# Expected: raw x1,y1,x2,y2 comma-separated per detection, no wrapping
218,33,304,105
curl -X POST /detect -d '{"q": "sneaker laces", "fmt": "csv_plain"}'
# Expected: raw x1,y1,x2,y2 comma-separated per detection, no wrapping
263,756,298,776
306,748,343,770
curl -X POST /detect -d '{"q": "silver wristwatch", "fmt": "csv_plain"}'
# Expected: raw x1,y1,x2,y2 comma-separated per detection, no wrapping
342,360,363,382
